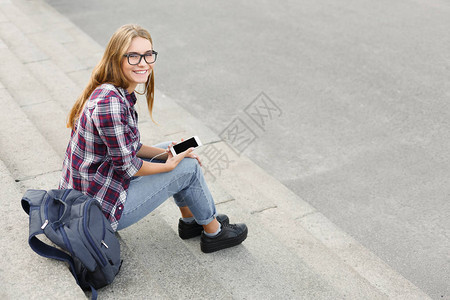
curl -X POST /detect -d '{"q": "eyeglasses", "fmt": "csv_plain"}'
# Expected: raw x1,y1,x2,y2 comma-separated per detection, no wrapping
123,50,158,65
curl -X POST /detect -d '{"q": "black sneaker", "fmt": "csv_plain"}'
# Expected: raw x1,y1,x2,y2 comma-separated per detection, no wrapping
200,223,248,253
178,214,229,239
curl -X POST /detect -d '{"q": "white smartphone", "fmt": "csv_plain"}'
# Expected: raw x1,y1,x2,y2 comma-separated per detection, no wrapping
170,136,202,156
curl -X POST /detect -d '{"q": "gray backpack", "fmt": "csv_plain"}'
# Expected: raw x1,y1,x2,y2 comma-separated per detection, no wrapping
21,189,121,299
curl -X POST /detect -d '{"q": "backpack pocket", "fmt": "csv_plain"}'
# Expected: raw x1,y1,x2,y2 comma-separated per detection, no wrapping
82,200,121,286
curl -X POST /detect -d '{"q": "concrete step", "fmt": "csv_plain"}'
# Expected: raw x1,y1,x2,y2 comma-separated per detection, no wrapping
99,233,170,300
0,0,101,112
3,0,103,70
26,58,81,113
0,17,82,112
118,211,234,299
0,3,84,157
21,98,71,159
155,187,385,299
0,158,86,300
0,44,71,157
197,141,432,299
0,0,101,108
0,21,48,63
0,4,76,157
0,86,61,181
155,201,368,299
0,38,49,106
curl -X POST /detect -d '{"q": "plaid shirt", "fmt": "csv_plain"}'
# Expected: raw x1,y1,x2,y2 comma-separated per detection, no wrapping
59,83,143,230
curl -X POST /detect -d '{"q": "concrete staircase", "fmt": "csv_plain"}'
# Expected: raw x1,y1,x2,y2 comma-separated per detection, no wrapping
0,0,432,299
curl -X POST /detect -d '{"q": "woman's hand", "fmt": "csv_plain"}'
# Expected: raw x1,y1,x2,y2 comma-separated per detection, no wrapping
169,139,202,166
185,152,202,166
165,147,194,171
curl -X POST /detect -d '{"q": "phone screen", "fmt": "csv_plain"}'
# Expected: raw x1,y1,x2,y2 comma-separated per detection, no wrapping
172,137,199,154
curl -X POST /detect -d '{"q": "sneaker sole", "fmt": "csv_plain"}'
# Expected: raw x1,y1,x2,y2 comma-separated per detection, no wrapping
200,227,248,253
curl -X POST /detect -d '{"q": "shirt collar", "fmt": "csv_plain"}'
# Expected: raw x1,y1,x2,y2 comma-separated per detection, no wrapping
118,87,138,107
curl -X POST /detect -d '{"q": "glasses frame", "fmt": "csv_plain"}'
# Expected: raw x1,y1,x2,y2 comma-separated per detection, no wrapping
123,50,158,65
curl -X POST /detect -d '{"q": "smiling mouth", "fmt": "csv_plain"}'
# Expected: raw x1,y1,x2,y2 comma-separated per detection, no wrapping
133,70,148,74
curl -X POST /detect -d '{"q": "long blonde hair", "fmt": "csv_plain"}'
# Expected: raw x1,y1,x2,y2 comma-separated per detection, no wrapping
67,24,155,129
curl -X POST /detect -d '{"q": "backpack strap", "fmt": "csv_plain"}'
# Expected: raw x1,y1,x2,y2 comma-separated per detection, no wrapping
28,231,78,282
28,232,99,300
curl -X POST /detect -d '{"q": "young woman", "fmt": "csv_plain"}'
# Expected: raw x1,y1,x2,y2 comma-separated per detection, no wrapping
59,24,247,253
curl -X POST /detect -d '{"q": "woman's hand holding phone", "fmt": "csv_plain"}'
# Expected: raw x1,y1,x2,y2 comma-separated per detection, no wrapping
165,145,194,171
166,138,203,169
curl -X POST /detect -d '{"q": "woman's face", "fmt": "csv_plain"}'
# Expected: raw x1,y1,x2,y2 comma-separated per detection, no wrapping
122,37,154,93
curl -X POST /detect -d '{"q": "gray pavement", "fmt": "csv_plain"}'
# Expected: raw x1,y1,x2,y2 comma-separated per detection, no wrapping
0,0,445,299
44,0,450,299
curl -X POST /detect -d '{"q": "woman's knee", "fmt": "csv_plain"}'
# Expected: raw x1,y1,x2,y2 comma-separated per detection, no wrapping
178,157,201,173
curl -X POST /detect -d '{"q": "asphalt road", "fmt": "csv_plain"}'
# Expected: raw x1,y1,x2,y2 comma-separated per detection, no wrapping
45,0,450,298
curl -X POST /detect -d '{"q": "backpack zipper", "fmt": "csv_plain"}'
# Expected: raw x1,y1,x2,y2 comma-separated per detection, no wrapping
41,219,49,230
101,240,109,249
59,190,74,254
41,194,50,229
100,218,108,248
83,199,107,266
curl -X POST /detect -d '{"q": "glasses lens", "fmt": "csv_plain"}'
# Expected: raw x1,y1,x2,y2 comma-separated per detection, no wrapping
128,54,141,65
143,54,153,64
144,52,157,64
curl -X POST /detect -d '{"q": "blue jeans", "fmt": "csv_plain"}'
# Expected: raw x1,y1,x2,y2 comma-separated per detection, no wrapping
116,141,217,230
